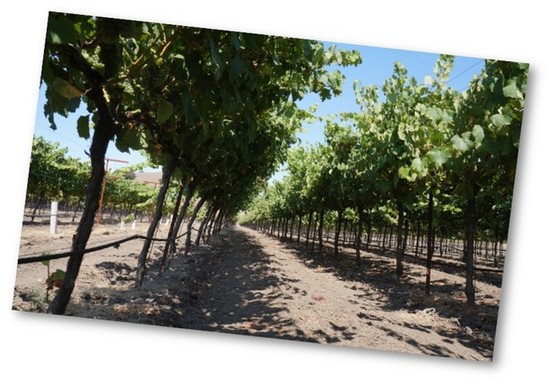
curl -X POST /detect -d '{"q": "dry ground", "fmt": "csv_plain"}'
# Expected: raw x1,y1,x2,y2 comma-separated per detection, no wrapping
12,222,502,361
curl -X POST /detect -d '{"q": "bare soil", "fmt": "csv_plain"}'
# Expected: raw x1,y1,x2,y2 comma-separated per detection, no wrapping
12,222,501,361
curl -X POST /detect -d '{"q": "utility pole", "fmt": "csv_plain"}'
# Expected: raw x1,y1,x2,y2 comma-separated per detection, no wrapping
96,157,129,226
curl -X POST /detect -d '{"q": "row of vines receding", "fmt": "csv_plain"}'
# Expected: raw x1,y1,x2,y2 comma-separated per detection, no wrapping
239,56,528,308
37,12,362,314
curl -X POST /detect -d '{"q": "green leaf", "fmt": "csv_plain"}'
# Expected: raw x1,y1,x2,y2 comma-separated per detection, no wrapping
272,51,281,65
230,58,246,77
426,107,442,122
51,269,65,281
397,128,406,141
231,33,241,50
115,136,129,153
411,157,424,173
427,148,451,167
122,129,142,151
400,165,417,182
77,115,90,139
451,135,469,152
472,124,485,143
41,60,55,85
313,45,325,64
441,110,453,125
398,166,410,179
52,78,81,99
415,103,427,114
336,162,348,171
156,98,173,124
327,72,342,93
209,37,223,69
503,79,521,99
491,113,512,128
378,180,392,193
461,131,472,141
47,16,77,44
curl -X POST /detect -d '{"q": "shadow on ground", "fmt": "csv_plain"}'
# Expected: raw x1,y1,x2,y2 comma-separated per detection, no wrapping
260,229,498,358
177,230,318,343
57,226,495,359
66,228,318,344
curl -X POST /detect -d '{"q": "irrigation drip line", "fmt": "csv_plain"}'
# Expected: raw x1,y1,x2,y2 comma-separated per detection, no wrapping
399,251,503,274
17,230,190,265
20,231,147,258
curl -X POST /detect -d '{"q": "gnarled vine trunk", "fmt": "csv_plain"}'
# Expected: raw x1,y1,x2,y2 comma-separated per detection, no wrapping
48,96,114,314
159,180,186,275
135,156,177,287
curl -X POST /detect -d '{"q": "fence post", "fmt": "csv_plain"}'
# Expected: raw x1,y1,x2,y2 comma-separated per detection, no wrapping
50,201,58,235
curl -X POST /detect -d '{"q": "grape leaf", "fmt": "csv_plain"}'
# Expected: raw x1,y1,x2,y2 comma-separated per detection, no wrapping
472,124,485,144
427,148,451,167
156,98,174,124
47,16,77,44
503,79,521,99
491,113,512,129
77,115,90,139
52,78,81,99
451,135,469,152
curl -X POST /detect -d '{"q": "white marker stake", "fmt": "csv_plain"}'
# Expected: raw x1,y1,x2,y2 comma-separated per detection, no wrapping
120,220,125,230
50,201,58,235
132,220,136,230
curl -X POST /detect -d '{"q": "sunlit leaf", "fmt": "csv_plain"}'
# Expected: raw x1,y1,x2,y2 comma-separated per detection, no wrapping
472,124,485,144
427,148,451,167
503,79,521,99
451,135,469,152
491,113,512,128
398,166,410,179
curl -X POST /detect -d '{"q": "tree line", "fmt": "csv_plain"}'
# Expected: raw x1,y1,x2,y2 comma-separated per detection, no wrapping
25,136,162,223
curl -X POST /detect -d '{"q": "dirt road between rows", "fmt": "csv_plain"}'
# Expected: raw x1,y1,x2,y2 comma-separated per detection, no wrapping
12,223,500,361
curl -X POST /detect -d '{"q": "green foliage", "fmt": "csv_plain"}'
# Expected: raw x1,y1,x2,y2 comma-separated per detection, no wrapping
46,269,66,291
156,98,174,124
26,136,88,202
244,54,528,256
40,12,363,224
76,115,90,139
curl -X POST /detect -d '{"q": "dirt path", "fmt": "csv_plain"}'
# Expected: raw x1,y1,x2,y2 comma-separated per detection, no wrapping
183,225,495,361
12,223,498,361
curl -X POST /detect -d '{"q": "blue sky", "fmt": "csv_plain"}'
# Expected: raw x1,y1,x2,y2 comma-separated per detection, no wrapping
294,42,484,146
33,40,484,174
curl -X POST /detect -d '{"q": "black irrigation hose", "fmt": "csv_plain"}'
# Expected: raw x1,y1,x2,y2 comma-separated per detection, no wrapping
399,250,504,274
345,244,503,274
17,230,190,265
